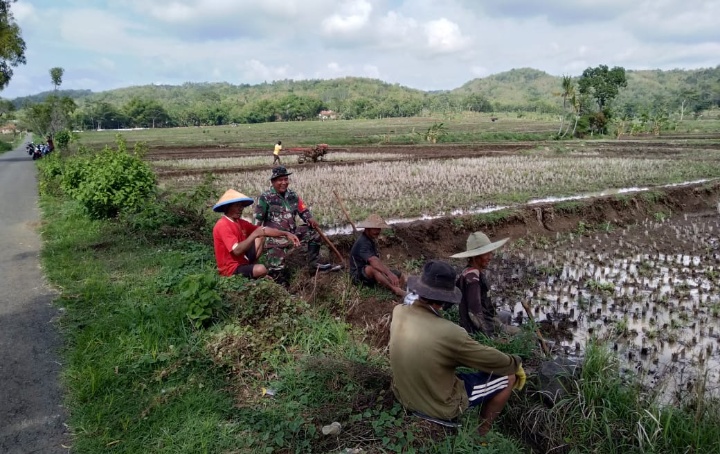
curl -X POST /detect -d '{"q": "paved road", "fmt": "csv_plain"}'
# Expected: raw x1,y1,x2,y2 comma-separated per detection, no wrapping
0,141,69,453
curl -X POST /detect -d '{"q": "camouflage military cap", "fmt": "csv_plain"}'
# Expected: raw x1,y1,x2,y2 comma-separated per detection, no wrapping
270,166,293,180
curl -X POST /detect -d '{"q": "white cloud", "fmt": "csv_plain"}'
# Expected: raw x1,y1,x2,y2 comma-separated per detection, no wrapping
362,64,380,79
12,1,38,22
629,0,720,44
1,0,718,99
58,10,153,56
96,58,116,71
474,0,635,24
314,62,381,80
423,18,469,54
322,0,372,35
129,0,306,23
376,11,418,46
243,59,291,80
471,66,489,77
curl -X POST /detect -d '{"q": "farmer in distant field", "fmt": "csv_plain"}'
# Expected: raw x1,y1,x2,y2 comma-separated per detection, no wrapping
254,166,337,276
349,214,406,297
272,140,282,166
390,260,525,436
212,189,300,279
452,231,520,337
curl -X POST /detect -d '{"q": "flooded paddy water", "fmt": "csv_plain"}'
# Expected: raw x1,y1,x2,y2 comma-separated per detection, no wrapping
488,208,720,399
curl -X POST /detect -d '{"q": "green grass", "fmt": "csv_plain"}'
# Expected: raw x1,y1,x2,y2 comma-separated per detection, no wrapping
40,187,524,453
554,200,585,213
74,115,559,150
39,128,720,453
41,200,242,453
0,137,15,153
500,342,720,453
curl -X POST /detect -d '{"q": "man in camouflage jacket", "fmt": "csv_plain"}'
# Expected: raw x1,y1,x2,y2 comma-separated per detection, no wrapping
254,166,333,273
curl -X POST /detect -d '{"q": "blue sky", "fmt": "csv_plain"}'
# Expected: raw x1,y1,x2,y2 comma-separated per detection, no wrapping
3,0,719,98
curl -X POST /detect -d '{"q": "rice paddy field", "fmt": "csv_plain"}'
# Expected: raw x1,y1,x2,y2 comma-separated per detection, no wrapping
164,143,720,228
490,211,720,399
147,123,720,403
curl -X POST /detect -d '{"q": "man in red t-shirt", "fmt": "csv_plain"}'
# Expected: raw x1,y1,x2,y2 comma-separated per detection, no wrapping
212,189,300,279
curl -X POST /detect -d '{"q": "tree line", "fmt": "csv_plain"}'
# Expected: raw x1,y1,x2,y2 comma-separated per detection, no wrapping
8,66,716,137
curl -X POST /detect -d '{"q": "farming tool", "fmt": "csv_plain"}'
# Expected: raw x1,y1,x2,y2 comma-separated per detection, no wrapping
332,189,357,234
520,300,551,357
288,144,330,163
315,226,344,267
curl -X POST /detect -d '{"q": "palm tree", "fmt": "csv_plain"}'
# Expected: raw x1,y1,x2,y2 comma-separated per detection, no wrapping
49,67,64,91
558,75,573,136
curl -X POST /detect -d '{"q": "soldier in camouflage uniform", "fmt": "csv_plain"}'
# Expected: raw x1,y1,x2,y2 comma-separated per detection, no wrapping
254,166,334,273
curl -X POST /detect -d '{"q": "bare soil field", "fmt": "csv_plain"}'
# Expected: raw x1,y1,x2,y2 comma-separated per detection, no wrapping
148,137,720,179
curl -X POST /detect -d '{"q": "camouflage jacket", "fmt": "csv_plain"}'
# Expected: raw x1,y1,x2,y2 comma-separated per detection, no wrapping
254,187,313,232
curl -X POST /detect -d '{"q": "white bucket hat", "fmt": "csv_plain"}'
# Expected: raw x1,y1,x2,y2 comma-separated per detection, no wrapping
450,231,509,259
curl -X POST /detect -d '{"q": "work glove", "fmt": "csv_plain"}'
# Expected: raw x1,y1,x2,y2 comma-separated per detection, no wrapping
514,365,527,391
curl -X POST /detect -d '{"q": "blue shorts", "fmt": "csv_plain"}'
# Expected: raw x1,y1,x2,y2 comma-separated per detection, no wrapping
457,371,509,407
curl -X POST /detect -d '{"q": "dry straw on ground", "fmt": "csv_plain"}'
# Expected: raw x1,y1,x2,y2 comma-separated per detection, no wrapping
171,155,720,225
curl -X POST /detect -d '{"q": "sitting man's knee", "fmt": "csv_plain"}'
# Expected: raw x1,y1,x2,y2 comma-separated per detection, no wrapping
253,264,268,278
363,265,378,281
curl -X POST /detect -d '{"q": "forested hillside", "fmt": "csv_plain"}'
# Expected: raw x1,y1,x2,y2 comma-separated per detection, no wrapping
7,66,720,131
454,67,720,117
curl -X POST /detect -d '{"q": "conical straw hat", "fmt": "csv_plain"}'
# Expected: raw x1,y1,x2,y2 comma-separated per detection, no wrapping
450,231,509,258
357,214,391,229
212,189,254,212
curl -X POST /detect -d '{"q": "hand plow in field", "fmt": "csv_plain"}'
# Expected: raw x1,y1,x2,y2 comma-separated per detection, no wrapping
287,144,331,163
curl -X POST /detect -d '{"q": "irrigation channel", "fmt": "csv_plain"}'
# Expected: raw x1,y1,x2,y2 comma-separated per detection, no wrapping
324,180,720,401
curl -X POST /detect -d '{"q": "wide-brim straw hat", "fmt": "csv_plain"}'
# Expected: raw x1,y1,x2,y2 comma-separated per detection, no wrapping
407,260,461,305
357,214,391,229
450,231,509,258
212,189,254,212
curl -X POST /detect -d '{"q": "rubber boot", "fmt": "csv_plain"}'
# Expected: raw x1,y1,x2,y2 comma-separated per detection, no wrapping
308,243,332,271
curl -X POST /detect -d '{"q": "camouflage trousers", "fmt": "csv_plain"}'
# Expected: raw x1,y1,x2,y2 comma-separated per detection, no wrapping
264,225,321,270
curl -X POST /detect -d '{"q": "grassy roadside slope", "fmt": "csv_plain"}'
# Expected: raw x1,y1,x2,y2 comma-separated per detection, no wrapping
40,199,243,452
35,141,529,452
37,136,720,453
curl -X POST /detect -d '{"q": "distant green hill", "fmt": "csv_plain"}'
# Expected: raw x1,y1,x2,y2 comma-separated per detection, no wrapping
454,66,720,115
11,89,93,108
452,68,560,112
8,67,719,128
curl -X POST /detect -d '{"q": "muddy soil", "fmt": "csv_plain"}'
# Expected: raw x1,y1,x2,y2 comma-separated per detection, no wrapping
148,137,720,180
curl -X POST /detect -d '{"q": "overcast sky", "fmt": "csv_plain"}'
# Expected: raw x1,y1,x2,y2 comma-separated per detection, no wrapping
3,0,719,98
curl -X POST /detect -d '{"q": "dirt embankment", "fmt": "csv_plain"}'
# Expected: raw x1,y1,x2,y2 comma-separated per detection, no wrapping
340,182,719,263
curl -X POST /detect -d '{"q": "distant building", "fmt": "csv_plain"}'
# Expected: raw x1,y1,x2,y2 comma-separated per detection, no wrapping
318,110,338,120
0,123,18,134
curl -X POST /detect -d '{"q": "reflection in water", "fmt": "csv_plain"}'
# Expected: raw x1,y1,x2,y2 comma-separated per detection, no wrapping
488,211,720,401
